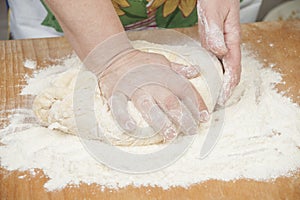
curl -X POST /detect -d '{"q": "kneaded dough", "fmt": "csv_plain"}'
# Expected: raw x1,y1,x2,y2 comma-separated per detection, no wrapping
33,41,223,146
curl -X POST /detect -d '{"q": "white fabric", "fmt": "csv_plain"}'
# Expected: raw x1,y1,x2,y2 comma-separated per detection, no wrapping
8,0,63,39
240,0,263,23
8,0,262,39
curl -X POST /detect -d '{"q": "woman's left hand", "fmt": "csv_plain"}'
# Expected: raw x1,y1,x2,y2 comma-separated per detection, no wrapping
197,0,241,105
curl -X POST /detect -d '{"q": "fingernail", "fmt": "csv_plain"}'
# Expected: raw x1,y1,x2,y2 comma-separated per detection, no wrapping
125,120,136,131
199,110,210,122
182,65,199,78
187,126,198,135
163,126,177,141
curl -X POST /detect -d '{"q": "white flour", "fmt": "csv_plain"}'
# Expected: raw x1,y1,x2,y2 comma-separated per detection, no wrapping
0,47,300,191
23,59,37,69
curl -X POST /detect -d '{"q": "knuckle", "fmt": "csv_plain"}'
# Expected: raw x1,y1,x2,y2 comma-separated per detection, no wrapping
164,94,179,110
135,94,154,111
143,52,169,65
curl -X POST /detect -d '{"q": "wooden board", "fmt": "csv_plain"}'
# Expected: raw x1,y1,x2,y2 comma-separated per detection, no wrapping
0,21,300,199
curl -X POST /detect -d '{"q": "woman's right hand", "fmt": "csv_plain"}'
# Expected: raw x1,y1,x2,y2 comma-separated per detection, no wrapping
88,47,210,141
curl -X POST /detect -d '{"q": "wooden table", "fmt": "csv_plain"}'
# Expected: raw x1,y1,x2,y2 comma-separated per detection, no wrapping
0,21,299,199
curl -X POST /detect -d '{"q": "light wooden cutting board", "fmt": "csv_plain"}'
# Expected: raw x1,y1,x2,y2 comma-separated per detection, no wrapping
0,21,299,199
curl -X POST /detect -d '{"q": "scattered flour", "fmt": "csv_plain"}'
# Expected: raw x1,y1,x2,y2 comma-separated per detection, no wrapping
30,41,222,146
23,59,37,69
0,47,300,191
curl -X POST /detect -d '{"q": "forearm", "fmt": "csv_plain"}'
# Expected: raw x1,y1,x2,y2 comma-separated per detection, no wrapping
44,0,124,59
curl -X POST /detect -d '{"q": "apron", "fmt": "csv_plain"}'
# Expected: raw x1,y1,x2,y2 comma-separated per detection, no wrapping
7,0,262,39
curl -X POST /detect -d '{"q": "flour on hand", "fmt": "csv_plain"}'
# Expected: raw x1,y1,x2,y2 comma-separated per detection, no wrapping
0,44,299,191
32,41,223,146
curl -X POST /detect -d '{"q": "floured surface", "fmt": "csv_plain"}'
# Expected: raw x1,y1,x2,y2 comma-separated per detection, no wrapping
30,41,222,146
0,44,300,191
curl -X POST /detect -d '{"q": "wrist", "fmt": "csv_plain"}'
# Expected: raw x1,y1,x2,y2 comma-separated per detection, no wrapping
83,32,134,77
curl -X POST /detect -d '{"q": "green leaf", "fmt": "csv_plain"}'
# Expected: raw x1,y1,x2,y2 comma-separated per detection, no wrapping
119,0,148,26
155,5,198,28
40,0,63,32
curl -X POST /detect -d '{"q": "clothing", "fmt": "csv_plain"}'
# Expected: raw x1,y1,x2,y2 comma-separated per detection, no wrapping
40,0,198,32
7,0,262,39
7,0,64,39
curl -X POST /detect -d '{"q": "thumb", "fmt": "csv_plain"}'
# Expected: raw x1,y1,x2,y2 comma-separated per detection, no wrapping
204,22,228,57
197,2,228,57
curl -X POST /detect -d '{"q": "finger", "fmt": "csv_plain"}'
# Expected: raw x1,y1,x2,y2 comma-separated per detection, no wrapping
114,64,209,124
197,0,228,57
148,56,208,119
219,45,241,105
109,92,137,132
176,80,209,123
218,1,241,105
145,85,199,135
170,62,200,79
205,21,228,58
134,52,200,79
156,65,209,122
131,88,178,141
160,71,209,122
197,2,209,50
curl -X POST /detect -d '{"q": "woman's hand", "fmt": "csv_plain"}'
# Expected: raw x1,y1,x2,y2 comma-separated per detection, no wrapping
84,37,209,141
197,0,241,105
45,0,210,141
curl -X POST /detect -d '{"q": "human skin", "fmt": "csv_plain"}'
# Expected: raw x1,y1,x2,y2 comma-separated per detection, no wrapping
197,0,241,105
44,0,239,139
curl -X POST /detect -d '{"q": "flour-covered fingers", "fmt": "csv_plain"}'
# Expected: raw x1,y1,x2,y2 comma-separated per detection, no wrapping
219,43,241,105
144,85,199,136
131,88,178,141
165,74,209,123
218,0,241,105
197,0,228,58
170,62,200,79
109,92,137,132
154,66,209,123
178,81,209,123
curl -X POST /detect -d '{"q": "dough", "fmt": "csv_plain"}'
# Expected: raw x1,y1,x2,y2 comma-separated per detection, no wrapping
33,41,223,146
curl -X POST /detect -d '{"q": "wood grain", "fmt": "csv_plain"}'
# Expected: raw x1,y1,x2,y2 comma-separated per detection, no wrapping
0,21,299,199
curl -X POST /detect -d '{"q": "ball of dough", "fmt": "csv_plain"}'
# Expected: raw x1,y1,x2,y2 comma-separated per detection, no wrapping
33,41,223,146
